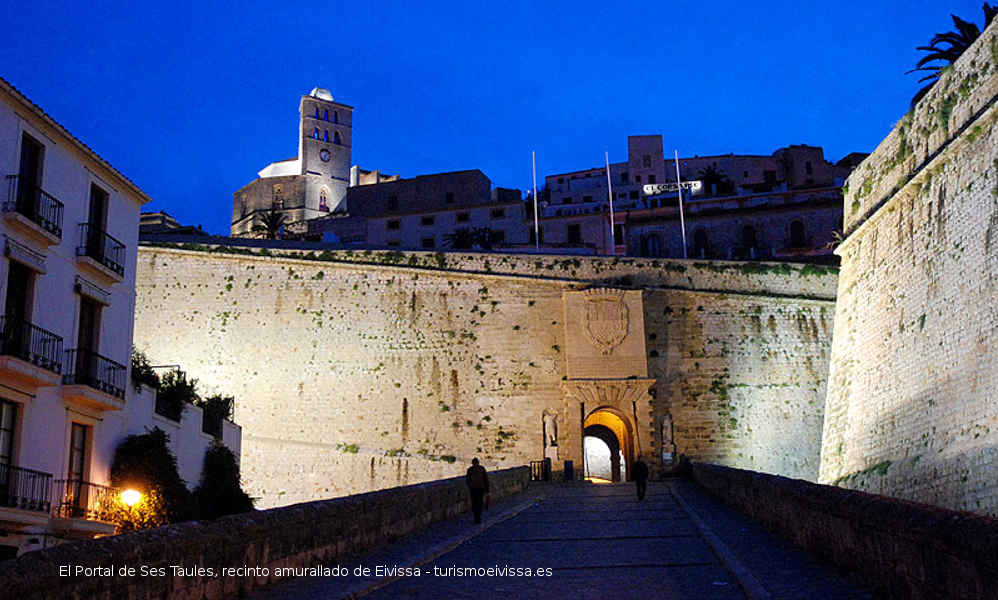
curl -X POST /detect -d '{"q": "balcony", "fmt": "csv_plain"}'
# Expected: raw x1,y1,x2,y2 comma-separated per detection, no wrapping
50,479,116,535
0,464,52,523
0,316,62,388
2,175,64,244
76,223,125,282
62,348,126,411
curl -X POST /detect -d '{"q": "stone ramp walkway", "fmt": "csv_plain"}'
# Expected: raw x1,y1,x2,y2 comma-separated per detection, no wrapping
253,481,872,600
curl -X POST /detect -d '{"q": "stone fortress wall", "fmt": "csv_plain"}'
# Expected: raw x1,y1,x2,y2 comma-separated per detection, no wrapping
821,21,998,514
134,245,835,508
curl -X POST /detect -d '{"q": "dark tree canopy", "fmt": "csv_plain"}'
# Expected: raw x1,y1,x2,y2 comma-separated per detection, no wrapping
156,368,198,422
443,227,501,250
196,394,234,439
110,428,192,523
696,165,734,197
130,348,160,392
192,442,254,520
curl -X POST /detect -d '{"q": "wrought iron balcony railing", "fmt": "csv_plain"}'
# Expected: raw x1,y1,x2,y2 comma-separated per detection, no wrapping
3,175,64,238
51,478,116,522
77,223,125,276
63,348,126,399
0,315,63,374
0,463,52,513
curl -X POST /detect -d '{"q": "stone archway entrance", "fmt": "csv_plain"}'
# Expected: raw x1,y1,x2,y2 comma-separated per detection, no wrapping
556,288,657,479
583,408,634,482
583,429,620,482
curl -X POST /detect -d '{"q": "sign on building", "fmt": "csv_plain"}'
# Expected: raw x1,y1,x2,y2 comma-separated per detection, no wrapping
642,180,703,196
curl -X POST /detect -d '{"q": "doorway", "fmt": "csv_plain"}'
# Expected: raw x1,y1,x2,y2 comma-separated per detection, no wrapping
582,408,634,482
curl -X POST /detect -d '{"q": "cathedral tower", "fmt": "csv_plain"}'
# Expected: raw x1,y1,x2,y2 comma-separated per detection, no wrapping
298,88,352,214
231,87,354,237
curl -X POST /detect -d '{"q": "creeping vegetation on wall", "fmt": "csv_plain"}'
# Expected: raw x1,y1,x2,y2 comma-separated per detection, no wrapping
140,242,836,300
135,244,837,506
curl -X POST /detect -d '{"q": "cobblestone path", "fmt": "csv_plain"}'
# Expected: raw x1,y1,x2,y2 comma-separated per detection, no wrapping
253,480,872,599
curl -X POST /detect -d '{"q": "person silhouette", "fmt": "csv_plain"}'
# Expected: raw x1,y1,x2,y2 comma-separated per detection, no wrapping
632,457,649,500
466,457,490,524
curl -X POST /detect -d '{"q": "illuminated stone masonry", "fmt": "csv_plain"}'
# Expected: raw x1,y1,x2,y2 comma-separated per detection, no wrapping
821,21,998,515
134,245,835,508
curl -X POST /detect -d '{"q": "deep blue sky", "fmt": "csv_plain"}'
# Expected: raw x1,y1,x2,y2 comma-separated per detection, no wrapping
2,1,989,234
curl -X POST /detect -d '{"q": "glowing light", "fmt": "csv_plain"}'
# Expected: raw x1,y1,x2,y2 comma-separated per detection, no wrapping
121,489,142,507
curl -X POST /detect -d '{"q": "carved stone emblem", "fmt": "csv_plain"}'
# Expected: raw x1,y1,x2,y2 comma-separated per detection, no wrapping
582,288,629,355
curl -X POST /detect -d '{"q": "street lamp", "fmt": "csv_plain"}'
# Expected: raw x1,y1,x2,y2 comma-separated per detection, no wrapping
121,489,142,507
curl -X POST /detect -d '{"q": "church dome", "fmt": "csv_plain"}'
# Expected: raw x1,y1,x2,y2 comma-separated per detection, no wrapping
309,87,334,101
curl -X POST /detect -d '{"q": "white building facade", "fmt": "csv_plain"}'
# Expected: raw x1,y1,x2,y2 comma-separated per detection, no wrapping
0,77,239,558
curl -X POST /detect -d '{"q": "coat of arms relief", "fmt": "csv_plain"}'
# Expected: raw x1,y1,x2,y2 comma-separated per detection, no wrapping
582,288,629,355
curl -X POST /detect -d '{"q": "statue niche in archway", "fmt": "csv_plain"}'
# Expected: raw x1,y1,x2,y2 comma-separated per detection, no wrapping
542,411,559,461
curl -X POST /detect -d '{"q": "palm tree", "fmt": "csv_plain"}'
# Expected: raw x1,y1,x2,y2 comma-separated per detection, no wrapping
908,4,997,106
252,209,286,239
471,227,501,251
696,165,733,197
443,227,500,250
443,227,477,249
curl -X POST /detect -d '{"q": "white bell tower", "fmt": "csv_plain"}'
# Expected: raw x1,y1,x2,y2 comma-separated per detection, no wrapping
298,87,352,214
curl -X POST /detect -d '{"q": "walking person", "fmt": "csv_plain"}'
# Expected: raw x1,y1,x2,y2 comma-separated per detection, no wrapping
632,457,649,501
466,457,490,523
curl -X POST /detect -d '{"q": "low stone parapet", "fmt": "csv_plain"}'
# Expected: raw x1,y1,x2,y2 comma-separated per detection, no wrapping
691,462,998,599
0,465,530,599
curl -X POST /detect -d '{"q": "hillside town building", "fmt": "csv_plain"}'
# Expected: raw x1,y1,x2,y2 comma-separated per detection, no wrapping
0,78,239,558
535,136,861,261
230,89,862,262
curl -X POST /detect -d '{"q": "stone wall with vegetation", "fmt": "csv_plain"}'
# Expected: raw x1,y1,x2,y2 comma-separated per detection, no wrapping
843,22,998,235
0,467,530,600
646,291,833,479
145,242,838,299
692,462,998,600
134,245,836,507
821,21,998,514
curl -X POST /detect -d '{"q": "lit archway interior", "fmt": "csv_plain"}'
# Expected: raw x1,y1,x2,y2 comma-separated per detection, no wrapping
583,409,633,482
584,432,625,482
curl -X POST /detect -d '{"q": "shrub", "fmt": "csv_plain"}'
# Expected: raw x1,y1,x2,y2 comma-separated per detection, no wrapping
156,369,198,421
109,428,192,525
130,348,160,392
192,442,254,520
195,395,234,439
97,487,168,533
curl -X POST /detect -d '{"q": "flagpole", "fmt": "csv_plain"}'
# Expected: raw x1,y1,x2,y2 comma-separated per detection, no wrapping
605,151,615,255
532,151,539,251
674,149,687,259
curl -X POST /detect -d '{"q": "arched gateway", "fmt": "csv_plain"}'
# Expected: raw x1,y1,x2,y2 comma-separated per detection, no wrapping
555,288,657,479
583,407,633,482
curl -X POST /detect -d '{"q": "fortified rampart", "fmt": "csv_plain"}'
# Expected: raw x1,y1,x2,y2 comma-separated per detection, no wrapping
134,245,836,508
821,21,998,514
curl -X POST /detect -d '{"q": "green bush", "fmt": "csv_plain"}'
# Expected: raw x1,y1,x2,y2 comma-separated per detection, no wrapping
192,442,254,520
110,428,192,524
195,395,234,439
156,369,198,421
97,487,167,533
130,348,160,392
